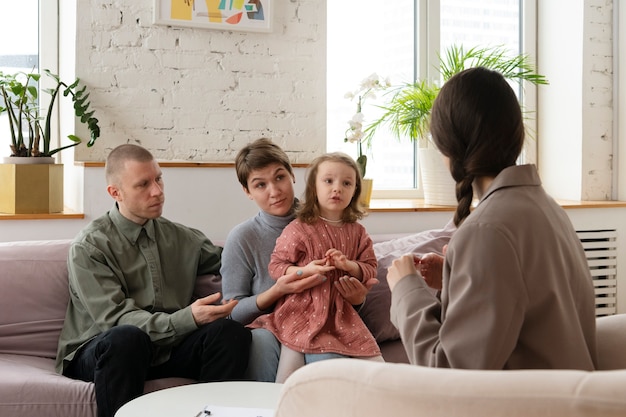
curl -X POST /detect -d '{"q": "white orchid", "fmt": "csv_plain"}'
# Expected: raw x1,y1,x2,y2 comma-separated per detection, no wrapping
360,72,391,94
343,73,390,177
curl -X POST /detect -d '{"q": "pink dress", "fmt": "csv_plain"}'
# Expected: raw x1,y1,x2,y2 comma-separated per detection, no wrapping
249,219,381,357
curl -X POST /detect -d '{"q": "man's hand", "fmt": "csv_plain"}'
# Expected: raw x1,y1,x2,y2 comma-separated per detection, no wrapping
190,292,237,325
335,275,378,305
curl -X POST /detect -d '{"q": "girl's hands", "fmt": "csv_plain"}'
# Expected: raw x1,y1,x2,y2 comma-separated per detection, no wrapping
325,248,349,270
290,258,335,278
325,248,360,278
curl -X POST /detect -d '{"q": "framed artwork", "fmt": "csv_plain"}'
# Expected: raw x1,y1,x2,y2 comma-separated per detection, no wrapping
154,0,272,33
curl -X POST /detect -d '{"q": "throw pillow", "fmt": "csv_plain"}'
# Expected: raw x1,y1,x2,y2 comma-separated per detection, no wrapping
360,219,456,343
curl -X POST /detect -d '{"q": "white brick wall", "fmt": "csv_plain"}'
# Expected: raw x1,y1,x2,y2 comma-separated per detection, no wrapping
74,0,326,164
538,0,615,200
582,0,614,199
71,0,617,202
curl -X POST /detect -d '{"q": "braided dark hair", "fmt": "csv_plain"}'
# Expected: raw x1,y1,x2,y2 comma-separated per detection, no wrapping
430,67,525,226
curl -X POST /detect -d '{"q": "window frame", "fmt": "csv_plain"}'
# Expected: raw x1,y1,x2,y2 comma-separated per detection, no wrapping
370,0,538,200
0,0,59,159
39,0,61,157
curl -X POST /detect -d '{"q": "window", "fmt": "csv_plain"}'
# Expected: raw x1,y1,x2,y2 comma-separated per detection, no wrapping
327,1,416,194
327,0,532,198
0,0,58,159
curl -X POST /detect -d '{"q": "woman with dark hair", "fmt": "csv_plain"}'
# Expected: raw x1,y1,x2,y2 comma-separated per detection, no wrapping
387,67,598,370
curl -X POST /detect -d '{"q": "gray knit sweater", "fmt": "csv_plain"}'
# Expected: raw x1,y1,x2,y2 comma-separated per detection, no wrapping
221,209,295,324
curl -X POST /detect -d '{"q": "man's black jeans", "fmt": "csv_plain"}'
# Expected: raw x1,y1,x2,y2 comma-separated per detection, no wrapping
64,320,251,417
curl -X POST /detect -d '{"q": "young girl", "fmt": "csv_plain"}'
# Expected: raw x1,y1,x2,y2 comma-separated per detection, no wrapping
249,152,382,382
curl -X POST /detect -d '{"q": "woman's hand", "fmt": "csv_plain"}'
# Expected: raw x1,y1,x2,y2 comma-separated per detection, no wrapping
416,250,445,290
294,258,336,277
335,275,379,305
276,270,327,296
387,254,419,291
256,270,327,311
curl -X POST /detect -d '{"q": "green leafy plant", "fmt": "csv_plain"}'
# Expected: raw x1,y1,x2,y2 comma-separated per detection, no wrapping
0,68,100,158
364,45,549,146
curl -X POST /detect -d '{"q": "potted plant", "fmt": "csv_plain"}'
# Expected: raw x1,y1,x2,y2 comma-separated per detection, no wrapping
364,45,548,205
0,68,100,158
0,68,101,214
344,73,391,207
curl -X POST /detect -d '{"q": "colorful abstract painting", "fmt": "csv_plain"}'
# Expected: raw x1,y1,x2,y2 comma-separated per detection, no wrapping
154,0,272,32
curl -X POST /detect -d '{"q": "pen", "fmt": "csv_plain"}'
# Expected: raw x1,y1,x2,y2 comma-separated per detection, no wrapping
194,406,211,417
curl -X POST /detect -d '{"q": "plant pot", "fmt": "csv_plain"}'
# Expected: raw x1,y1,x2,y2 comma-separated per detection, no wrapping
0,157,63,214
419,148,457,206
2,156,55,165
360,178,374,208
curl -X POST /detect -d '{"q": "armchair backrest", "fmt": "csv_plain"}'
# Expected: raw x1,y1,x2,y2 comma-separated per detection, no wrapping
275,314,626,417
596,314,626,370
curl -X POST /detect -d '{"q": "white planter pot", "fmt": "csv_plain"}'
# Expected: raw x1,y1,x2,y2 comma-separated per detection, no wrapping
419,148,457,206
2,156,55,165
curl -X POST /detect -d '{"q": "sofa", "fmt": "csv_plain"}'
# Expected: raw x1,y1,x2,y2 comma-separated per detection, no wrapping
275,313,626,417
0,224,455,417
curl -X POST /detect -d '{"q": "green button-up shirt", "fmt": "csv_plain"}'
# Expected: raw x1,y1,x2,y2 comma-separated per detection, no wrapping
55,205,222,373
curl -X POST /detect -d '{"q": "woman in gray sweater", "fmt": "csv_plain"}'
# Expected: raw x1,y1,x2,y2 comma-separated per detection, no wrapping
221,138,374,381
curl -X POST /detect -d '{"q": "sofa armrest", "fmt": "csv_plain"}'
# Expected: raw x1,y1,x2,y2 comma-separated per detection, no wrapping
275,359,626,417
596,314,626,370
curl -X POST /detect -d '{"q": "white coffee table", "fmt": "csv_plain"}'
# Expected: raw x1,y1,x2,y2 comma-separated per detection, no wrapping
115,381,283,417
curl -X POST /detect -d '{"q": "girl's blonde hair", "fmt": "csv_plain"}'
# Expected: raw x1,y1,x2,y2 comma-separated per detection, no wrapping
297,152,366,224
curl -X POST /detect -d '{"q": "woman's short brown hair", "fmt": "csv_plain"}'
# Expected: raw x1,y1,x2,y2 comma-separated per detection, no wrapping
235,138,294,190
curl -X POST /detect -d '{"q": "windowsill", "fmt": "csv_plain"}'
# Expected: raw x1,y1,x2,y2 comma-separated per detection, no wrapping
0,208,85,220
367,199,626,213
1,199,625,220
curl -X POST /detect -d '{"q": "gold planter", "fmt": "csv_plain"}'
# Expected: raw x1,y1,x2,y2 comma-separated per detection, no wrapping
360,178,374,208
0,162,64,214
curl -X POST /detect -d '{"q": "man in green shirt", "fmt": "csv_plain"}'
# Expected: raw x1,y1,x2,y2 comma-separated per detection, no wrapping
56,144,251,417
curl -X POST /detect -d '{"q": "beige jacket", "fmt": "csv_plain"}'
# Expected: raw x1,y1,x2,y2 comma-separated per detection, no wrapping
390,164,598,370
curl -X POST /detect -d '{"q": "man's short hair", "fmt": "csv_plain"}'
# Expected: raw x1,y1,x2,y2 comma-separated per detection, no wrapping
105,144,155,185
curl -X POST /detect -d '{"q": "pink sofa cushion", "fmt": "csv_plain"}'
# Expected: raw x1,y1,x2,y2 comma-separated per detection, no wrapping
0,240,73,359
0,352,195,417
362,220,455,343
0,353,96,416
0,239,225,361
